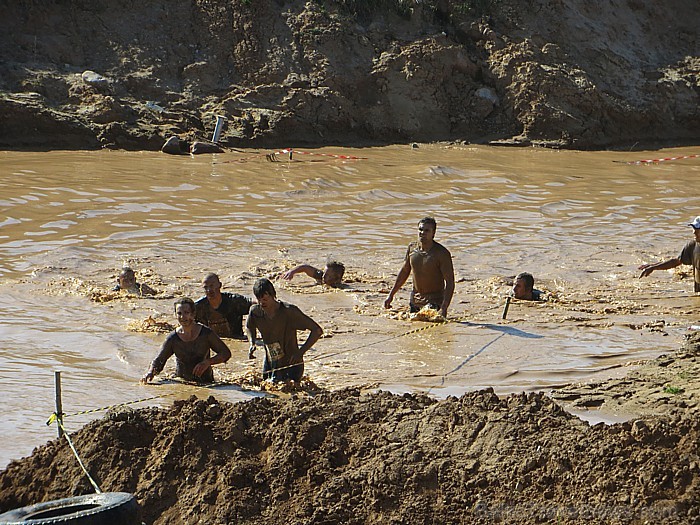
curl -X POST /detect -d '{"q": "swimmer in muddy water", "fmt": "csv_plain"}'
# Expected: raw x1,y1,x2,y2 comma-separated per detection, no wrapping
638,216,700,293
282,260,345,288
384,217,455,318
113,267,156,296
512,272,542,301
246,278,323,383
195,273,254,339
141,297,232,384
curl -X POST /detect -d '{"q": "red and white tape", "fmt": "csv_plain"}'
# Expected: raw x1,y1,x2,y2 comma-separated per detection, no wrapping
281,148,367,160
624,153,699,165
216,148,367,164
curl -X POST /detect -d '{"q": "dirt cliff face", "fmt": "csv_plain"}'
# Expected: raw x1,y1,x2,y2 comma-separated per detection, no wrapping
0,0,698,150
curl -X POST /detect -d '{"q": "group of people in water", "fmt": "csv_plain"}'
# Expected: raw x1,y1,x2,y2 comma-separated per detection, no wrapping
135,214,700,386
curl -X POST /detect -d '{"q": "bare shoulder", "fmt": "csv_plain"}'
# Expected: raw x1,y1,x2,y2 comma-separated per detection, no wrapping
434,241,453,258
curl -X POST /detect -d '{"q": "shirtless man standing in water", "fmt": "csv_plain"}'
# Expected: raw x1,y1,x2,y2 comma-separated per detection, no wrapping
384,217,455,318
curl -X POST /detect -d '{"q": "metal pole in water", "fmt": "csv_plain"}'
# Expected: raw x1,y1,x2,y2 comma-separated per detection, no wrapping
501,296,511,320
54,371,64,438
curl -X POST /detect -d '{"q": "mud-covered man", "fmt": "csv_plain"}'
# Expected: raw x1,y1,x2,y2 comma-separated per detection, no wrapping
282,260,345,288
113,267,156,296
512,272,542,301
638,216,700,292
246,278,323,382
384,216,455,318
141,298,231,384
195,273,253,339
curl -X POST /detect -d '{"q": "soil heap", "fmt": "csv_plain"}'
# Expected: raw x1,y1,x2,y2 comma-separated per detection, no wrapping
1,0,698,150
2,333,700,524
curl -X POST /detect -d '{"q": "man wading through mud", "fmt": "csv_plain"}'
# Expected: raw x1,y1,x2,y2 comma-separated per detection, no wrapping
195,273,253,339
638,216,700,292
246,278,323,382
384,216,455,318
141,298,232,384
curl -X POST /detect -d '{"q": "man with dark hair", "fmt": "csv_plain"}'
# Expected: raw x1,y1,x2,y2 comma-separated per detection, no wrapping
384,217,455,317
246,278,323,382
639,216,700,293
195,273,253,339
141,297,231,384
512,272,542,301
282,260,345,287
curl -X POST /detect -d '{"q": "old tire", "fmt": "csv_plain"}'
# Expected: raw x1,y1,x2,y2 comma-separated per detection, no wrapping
0,492,139,524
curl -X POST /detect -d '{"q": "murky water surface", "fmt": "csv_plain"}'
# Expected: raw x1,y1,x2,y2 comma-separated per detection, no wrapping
1,145,699,466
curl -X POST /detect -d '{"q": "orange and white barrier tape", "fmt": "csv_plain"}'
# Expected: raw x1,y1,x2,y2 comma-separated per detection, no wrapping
621,153,699,165
216,148,367,164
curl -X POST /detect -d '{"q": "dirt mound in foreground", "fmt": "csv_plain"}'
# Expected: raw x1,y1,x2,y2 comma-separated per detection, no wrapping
1,386,699,524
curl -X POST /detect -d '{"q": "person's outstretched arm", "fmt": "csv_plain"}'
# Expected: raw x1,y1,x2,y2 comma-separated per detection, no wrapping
282,264,321,281
639,257,681,278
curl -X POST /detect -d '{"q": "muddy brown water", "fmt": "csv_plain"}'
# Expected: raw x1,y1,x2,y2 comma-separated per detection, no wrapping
1,144,699,467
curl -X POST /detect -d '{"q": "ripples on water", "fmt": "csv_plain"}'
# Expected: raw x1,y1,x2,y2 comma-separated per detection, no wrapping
0,145,699,466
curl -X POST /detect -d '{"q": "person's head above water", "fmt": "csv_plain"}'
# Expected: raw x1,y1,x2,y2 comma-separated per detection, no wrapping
323,260,345,287
118,267,136,289
689,216,700,242
512,272,535,300
202,273,222,299
253,277,277,300
173,297,196,313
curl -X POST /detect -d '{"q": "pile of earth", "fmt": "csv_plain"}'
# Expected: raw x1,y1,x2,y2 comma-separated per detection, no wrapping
1,0,698,150
1,333,700,524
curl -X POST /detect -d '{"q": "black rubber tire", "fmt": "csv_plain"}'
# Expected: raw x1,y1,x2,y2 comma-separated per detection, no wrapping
0,492,139,524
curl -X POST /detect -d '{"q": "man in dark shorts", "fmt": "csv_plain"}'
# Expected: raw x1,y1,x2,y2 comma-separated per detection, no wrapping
384,216,455,318
638,216,700,292
512,272,542,301
246,278,323,382
282,260,345,287
195,273,253,339
141,297,231,383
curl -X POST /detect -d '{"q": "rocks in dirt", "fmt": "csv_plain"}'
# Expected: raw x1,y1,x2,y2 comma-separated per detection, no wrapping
190,141,224,154
81,70,109,90
1,388,698,524
161,136,224,155
161,135,190,155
